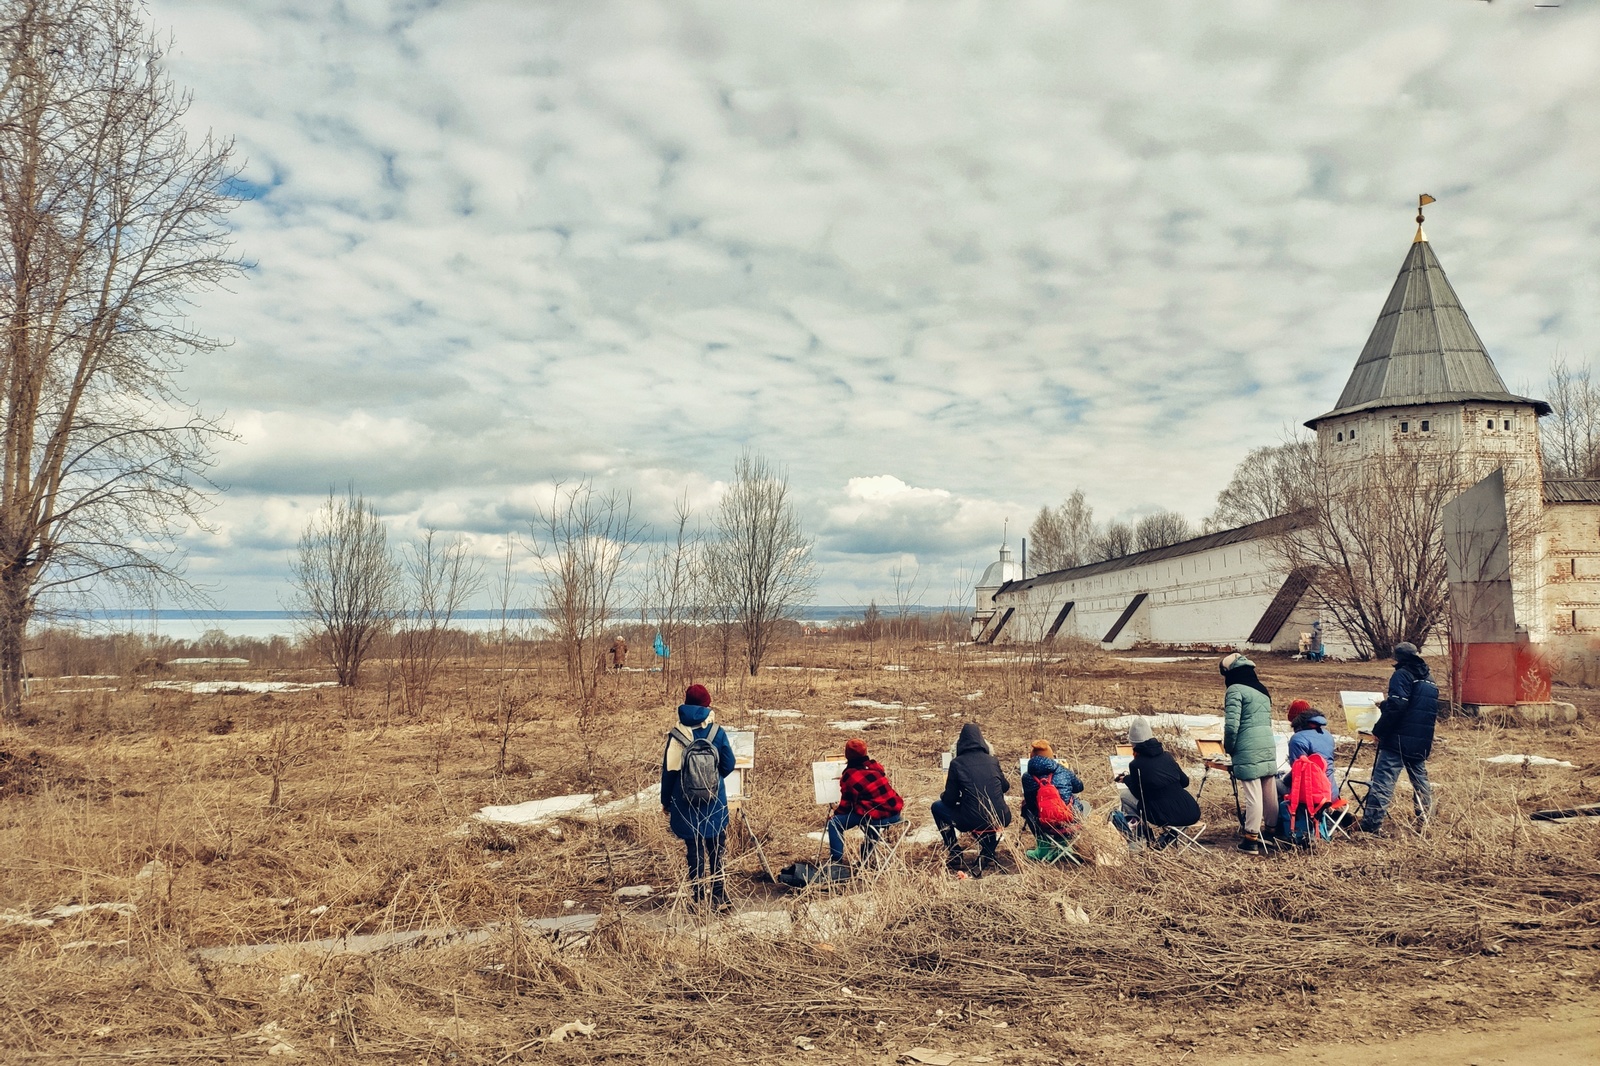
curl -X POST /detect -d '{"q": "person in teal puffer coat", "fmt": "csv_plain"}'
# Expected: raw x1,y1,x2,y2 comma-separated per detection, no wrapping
1220,652,1279,853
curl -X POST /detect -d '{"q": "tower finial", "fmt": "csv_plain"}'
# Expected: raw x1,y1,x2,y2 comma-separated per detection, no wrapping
1414,193,1436,243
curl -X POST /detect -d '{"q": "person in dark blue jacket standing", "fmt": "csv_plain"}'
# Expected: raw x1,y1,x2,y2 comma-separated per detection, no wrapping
1361,642,1439,834
660,684,737,908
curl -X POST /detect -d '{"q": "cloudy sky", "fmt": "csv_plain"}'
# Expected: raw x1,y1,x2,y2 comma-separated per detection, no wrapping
144,0,1600,610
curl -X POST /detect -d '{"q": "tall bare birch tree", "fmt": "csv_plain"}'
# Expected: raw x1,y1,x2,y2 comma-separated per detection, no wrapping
0,1,240,714
711,450,814,676
531,481,641,708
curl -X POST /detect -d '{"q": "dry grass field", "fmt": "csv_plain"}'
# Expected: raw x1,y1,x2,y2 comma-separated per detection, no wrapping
2,636,1598,1064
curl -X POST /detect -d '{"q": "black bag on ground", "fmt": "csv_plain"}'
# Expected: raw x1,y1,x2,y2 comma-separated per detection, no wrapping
777,861,851,888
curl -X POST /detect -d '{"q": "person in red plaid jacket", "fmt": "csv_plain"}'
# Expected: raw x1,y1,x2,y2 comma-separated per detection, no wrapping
827,738,904,863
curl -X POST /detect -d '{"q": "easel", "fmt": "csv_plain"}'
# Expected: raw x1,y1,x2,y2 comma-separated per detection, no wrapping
1193,739,1243,828
726,730,778,883
1338,691,1384,821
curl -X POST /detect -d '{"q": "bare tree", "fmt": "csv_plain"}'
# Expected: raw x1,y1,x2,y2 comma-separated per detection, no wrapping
530,481,642,708
393,528,483,715
0,1,242,715
1026,489,1096,573
288,489,401,687
1541,356,1600,478
710,450,815,676
1207,439,1316,531
1272,445,1474,659
1092,520,1134,562
1134,510,1193,551
488,541,531,774
645,492,704,693
1026,505,1067,573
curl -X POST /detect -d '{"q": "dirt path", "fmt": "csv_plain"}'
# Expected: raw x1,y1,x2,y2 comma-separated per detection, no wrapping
1209,996,1600,1066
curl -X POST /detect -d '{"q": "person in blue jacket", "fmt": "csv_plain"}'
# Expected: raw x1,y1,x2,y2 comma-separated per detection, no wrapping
1020,739,1087,831
660,684,737,908
1361,642,1439,834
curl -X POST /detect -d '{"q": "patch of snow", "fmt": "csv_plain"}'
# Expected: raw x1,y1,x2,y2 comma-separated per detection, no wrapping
1090,713,1225,732
828,718,893,731
1483,754,1577,769
1112,655,1202,664
844,699,928,711
749,708,804,719
904,823,943,845
882,664,910,672
473,785,661,828
1059,704,1120,717
145,680,338,694
613,885,654,899
960,690,984,701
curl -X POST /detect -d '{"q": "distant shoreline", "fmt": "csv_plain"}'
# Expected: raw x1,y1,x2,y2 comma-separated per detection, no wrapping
39,606,962,641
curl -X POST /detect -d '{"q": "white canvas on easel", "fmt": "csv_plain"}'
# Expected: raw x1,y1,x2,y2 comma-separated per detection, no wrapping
1341,690,1385,734
725,729,756,802
812,760,846,805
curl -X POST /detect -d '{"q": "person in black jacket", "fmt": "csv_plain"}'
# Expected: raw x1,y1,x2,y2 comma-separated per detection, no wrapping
932,722,1011,869
1360,642,1439,833
1114,717,1201,844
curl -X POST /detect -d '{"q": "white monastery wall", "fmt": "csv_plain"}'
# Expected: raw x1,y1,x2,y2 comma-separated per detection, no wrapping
994,534,1329,653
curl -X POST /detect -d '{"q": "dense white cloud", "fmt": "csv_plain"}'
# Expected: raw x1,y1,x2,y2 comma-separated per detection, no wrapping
135,0,1600,608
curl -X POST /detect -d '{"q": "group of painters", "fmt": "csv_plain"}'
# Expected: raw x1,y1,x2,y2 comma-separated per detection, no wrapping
659,645,1440,904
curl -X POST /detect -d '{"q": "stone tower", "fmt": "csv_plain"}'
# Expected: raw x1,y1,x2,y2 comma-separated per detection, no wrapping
1305,224,1551,634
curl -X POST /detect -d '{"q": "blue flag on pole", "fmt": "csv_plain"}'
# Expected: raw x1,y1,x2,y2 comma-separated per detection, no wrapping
653,632,669,659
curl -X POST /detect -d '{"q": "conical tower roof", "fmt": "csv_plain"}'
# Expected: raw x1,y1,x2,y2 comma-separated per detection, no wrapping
1306,237,1549,427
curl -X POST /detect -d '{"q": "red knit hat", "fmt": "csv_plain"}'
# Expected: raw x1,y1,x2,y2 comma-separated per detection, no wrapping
684,684,711,707
1287,698,1312,720
844,738,869,763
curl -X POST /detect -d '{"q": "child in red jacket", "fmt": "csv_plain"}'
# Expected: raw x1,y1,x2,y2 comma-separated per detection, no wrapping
827,738,904,863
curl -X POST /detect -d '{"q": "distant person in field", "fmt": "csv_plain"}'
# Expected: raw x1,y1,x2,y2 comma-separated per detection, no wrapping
932,722,1011,871
1113,716,1201,845
1360,642,1439,834
826,738,904,864
1021,739,1085,860
1220,653,1279,853
660,684,736,910
610,635,628,670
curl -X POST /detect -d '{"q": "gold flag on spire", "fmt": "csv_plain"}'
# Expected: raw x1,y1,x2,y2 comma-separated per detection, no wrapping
1414,194,1436,243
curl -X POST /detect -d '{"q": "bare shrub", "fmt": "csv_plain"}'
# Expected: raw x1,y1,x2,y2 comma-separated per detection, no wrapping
288,488,401,686
392,528,483,715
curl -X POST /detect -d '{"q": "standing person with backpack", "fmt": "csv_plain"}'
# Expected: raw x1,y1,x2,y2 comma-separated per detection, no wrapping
826,738,904,864
660,684,737,909
932,722,1011,871
1020,739,1084,861
1220,652,1279,854
1360,642,1439,834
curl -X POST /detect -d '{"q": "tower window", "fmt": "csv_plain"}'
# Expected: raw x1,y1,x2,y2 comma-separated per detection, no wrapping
1350,427,1356,440
1336,431,1343,442
1504,419,1511,430
1400,421,1409,433
1420,420,1430,432
1486,419,1495,429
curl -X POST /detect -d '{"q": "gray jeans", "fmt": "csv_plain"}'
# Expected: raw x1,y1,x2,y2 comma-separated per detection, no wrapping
1238,776,1278,834
1362,748,1433,831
